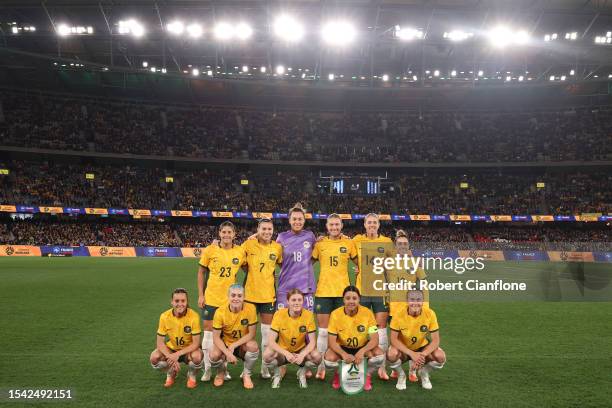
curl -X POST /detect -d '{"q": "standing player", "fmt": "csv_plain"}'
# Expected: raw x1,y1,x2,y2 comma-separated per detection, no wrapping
198,221,246,381
388,229,428,319
263,289,321,388
242,218,283,378
323,286,385,391
209,284,259,389
150,288,203,389
352,213,393,380
387,290,446,390
311,214,357,380
275,203,316,312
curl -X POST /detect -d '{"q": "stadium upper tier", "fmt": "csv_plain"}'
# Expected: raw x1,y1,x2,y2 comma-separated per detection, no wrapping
1,92,611,163
0,160,609,215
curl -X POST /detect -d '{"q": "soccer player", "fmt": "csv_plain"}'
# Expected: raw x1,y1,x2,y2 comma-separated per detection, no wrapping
352,213,393,380
263,289,321,388
198,221,246,381
150,288,203,389
323,286,385,391
311,214,357,380
275,203,316,312
388,229,427,319
209,284,259,389
242,218,283,378
387,290,446,390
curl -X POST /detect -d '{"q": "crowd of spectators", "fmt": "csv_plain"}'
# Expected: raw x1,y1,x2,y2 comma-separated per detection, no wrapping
1,218,608,251
0,161,610,215
1,92,611,163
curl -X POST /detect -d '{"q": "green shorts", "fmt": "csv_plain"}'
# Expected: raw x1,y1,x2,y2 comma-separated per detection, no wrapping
314,297,344,314
245,301,275,315
341,346,362,356
360,296,389,314
200,305,218,321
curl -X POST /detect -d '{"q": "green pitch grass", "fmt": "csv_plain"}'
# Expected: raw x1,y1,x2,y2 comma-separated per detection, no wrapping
1,258,611,407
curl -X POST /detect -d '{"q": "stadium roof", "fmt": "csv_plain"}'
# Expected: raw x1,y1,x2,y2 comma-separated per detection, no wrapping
2,0,612,99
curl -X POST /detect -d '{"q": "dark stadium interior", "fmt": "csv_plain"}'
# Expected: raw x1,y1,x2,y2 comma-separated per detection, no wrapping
0,0,610,250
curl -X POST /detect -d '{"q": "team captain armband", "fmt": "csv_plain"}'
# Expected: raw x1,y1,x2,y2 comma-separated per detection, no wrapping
368,325,378,334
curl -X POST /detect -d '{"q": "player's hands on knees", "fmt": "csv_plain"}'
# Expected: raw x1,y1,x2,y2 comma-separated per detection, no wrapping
198,295,205,308
410,351,426,367
342,353,355,364
167,353,181,369
293,353,305,366
353,350,365,365
284,351,297,364
225,351,238,364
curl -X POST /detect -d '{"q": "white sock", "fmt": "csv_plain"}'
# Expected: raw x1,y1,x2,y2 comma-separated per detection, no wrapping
264,357,278,371
188,360,202,377
243,350,259,376
305,360,318,370
323,359,338,371
427,361,445,370
151,360,168,370
202,331,213,371
261,324,270,366
316,328,328,370
210,358,224,369
388,358,405,376
377,328,388,351
367,355,385,375
377,328,388,371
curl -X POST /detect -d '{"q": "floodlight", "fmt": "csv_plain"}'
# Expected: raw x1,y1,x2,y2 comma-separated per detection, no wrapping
322,21,356,46
274,15,304,42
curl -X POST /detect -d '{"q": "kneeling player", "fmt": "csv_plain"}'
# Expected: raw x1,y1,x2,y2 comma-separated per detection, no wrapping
209,284,259,389
263,289,321,388
323,286,385,391
150,288,203,389
387,290,446,390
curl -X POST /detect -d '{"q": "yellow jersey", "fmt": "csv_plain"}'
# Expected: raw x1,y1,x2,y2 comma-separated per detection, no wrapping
352,233,393,291
199,244,246,307
270,308,316,352
328,306,378,349
157,308,202,351
387,257,428,317
389,306,439,351
312,237,357,297
212,302,258,346
242,239,283,303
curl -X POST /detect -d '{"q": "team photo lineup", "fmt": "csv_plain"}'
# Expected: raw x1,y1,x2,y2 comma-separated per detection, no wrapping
1,0,612,407
152,207,445,392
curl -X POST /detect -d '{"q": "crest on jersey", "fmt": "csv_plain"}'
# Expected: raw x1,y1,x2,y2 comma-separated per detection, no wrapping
269,253,277,260
299,325,307,333
420,325,428,332
377,247,385,254
303,241,311,249
340,247,347,253
241,319,249,326
184,325,192,333
232,258,240,265
357,325,365,333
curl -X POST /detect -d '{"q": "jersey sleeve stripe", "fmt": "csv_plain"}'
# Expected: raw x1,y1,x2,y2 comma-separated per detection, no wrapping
156,332,166,337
